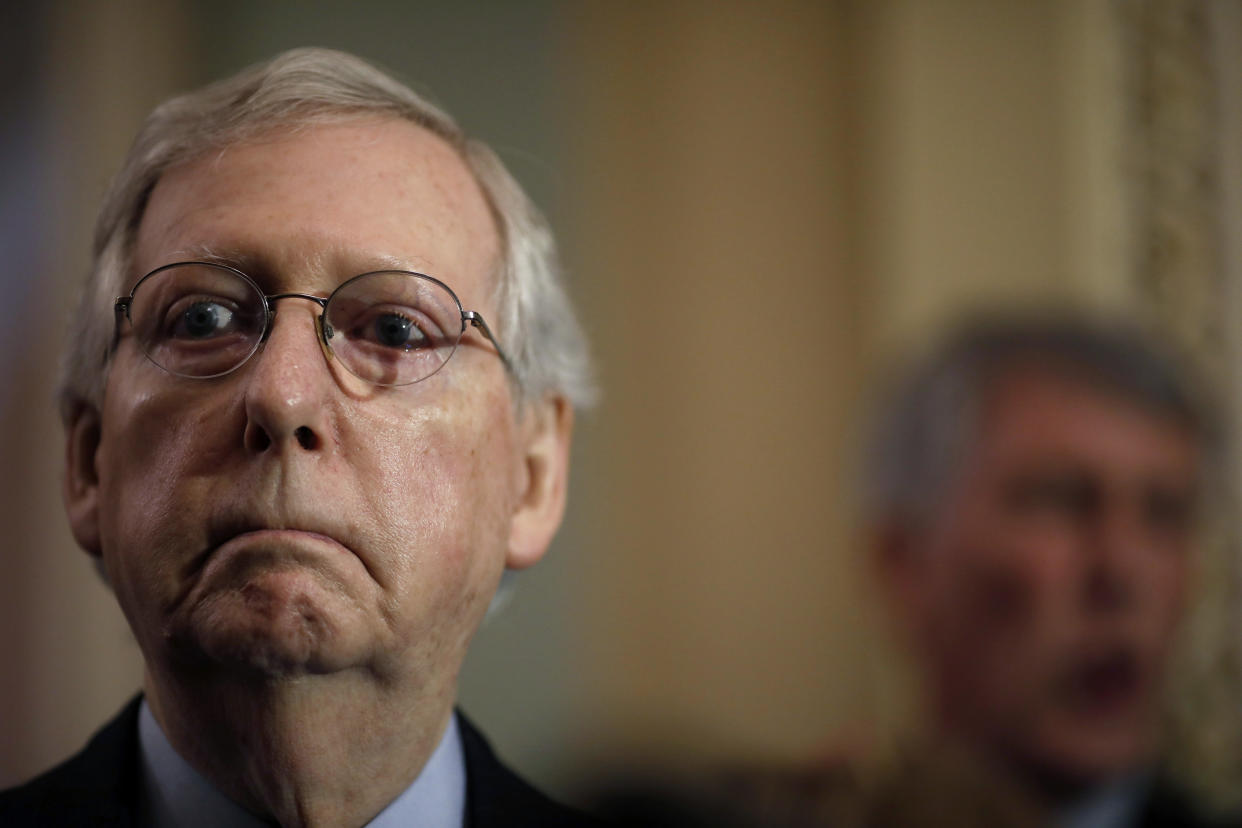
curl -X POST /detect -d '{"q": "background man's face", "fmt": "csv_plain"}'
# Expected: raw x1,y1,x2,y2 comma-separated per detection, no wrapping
889,366,1199,784
81,119,525,688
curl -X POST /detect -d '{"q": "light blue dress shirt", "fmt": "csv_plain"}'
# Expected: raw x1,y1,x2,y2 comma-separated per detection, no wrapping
1058,773,1148,828
137,699,466,827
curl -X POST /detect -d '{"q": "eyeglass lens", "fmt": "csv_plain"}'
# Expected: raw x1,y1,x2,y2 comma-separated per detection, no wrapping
126,263,467,385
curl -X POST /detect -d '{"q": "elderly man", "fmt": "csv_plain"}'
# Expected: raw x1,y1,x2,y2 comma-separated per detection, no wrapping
0,48,595,827
864,317,1229,827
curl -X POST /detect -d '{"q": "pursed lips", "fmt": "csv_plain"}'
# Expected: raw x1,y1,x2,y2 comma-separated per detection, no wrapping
208,511,350,550
164,512,378,617
185,513,366,583
221,527,347,554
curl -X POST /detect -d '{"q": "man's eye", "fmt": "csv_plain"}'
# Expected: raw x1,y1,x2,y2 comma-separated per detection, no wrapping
1005,475,1098,519
1145,488,1194,533
170,301,236,339
361,313,431,350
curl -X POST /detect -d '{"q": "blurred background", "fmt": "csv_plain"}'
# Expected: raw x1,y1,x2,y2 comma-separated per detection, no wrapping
2,0,1241,812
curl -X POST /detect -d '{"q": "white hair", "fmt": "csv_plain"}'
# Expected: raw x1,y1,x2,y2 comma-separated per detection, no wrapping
58,47,595,420
863,313,1218,524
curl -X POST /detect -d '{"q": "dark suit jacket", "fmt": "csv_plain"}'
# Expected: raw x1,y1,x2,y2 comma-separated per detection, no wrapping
0,696,599,827
1136,781,1242,828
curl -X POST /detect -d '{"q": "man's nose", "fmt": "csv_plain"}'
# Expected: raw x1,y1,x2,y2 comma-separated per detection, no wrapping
241,300,334,454
1084,503,1144,612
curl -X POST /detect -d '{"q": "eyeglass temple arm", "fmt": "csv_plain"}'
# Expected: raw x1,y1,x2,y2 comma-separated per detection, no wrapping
111,297,133,350
463,311,512,372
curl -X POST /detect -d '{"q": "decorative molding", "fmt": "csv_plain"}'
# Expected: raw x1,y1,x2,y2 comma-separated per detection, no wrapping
1115,0,1242,808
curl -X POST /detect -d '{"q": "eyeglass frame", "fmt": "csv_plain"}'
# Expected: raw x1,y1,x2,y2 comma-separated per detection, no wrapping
112,260,512,385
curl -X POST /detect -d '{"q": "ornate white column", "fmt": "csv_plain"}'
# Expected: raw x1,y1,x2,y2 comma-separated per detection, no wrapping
1114,0,1242,808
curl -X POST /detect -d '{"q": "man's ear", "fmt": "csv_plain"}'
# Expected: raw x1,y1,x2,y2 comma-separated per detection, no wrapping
870,519,923,622
63,403,103,558
506,394,574,570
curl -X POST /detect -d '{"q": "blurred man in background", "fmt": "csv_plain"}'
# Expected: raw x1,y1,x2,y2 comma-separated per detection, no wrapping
593,315,1234,828
863,316,1230,827
0,47,597,827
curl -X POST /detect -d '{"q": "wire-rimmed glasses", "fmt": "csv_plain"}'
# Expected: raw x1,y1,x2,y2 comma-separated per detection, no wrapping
114,261,510,387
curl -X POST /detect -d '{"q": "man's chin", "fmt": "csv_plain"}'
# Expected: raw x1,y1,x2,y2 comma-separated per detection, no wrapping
1022,723,1155,795
170,576,368,676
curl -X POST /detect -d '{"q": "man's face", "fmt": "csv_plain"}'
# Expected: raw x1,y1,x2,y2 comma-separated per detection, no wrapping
66,119,565,690
885,366,1199,784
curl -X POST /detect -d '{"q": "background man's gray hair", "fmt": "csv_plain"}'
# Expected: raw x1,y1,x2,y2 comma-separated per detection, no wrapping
58,46,595,421
862,313,1217,524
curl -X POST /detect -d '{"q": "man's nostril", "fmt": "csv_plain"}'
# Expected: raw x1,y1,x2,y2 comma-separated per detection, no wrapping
244,422,272,453
295,426,318,451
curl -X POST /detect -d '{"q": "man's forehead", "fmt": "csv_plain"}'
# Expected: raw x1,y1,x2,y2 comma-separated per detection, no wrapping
131,119,500,296
981,364,1191,432
973,365,1201,474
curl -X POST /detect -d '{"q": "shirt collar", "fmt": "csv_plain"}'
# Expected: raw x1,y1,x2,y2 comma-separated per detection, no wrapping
138,698,466,828
1057,772,1150,828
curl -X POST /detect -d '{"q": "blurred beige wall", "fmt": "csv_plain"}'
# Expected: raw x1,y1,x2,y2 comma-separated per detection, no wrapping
0,0,1226,803
0,0,189,787
565,1,871,766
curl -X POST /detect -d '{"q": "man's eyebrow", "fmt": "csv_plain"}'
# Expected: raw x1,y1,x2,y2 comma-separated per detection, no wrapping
166,246,434,277
362,252,434,274
168,244,263,272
